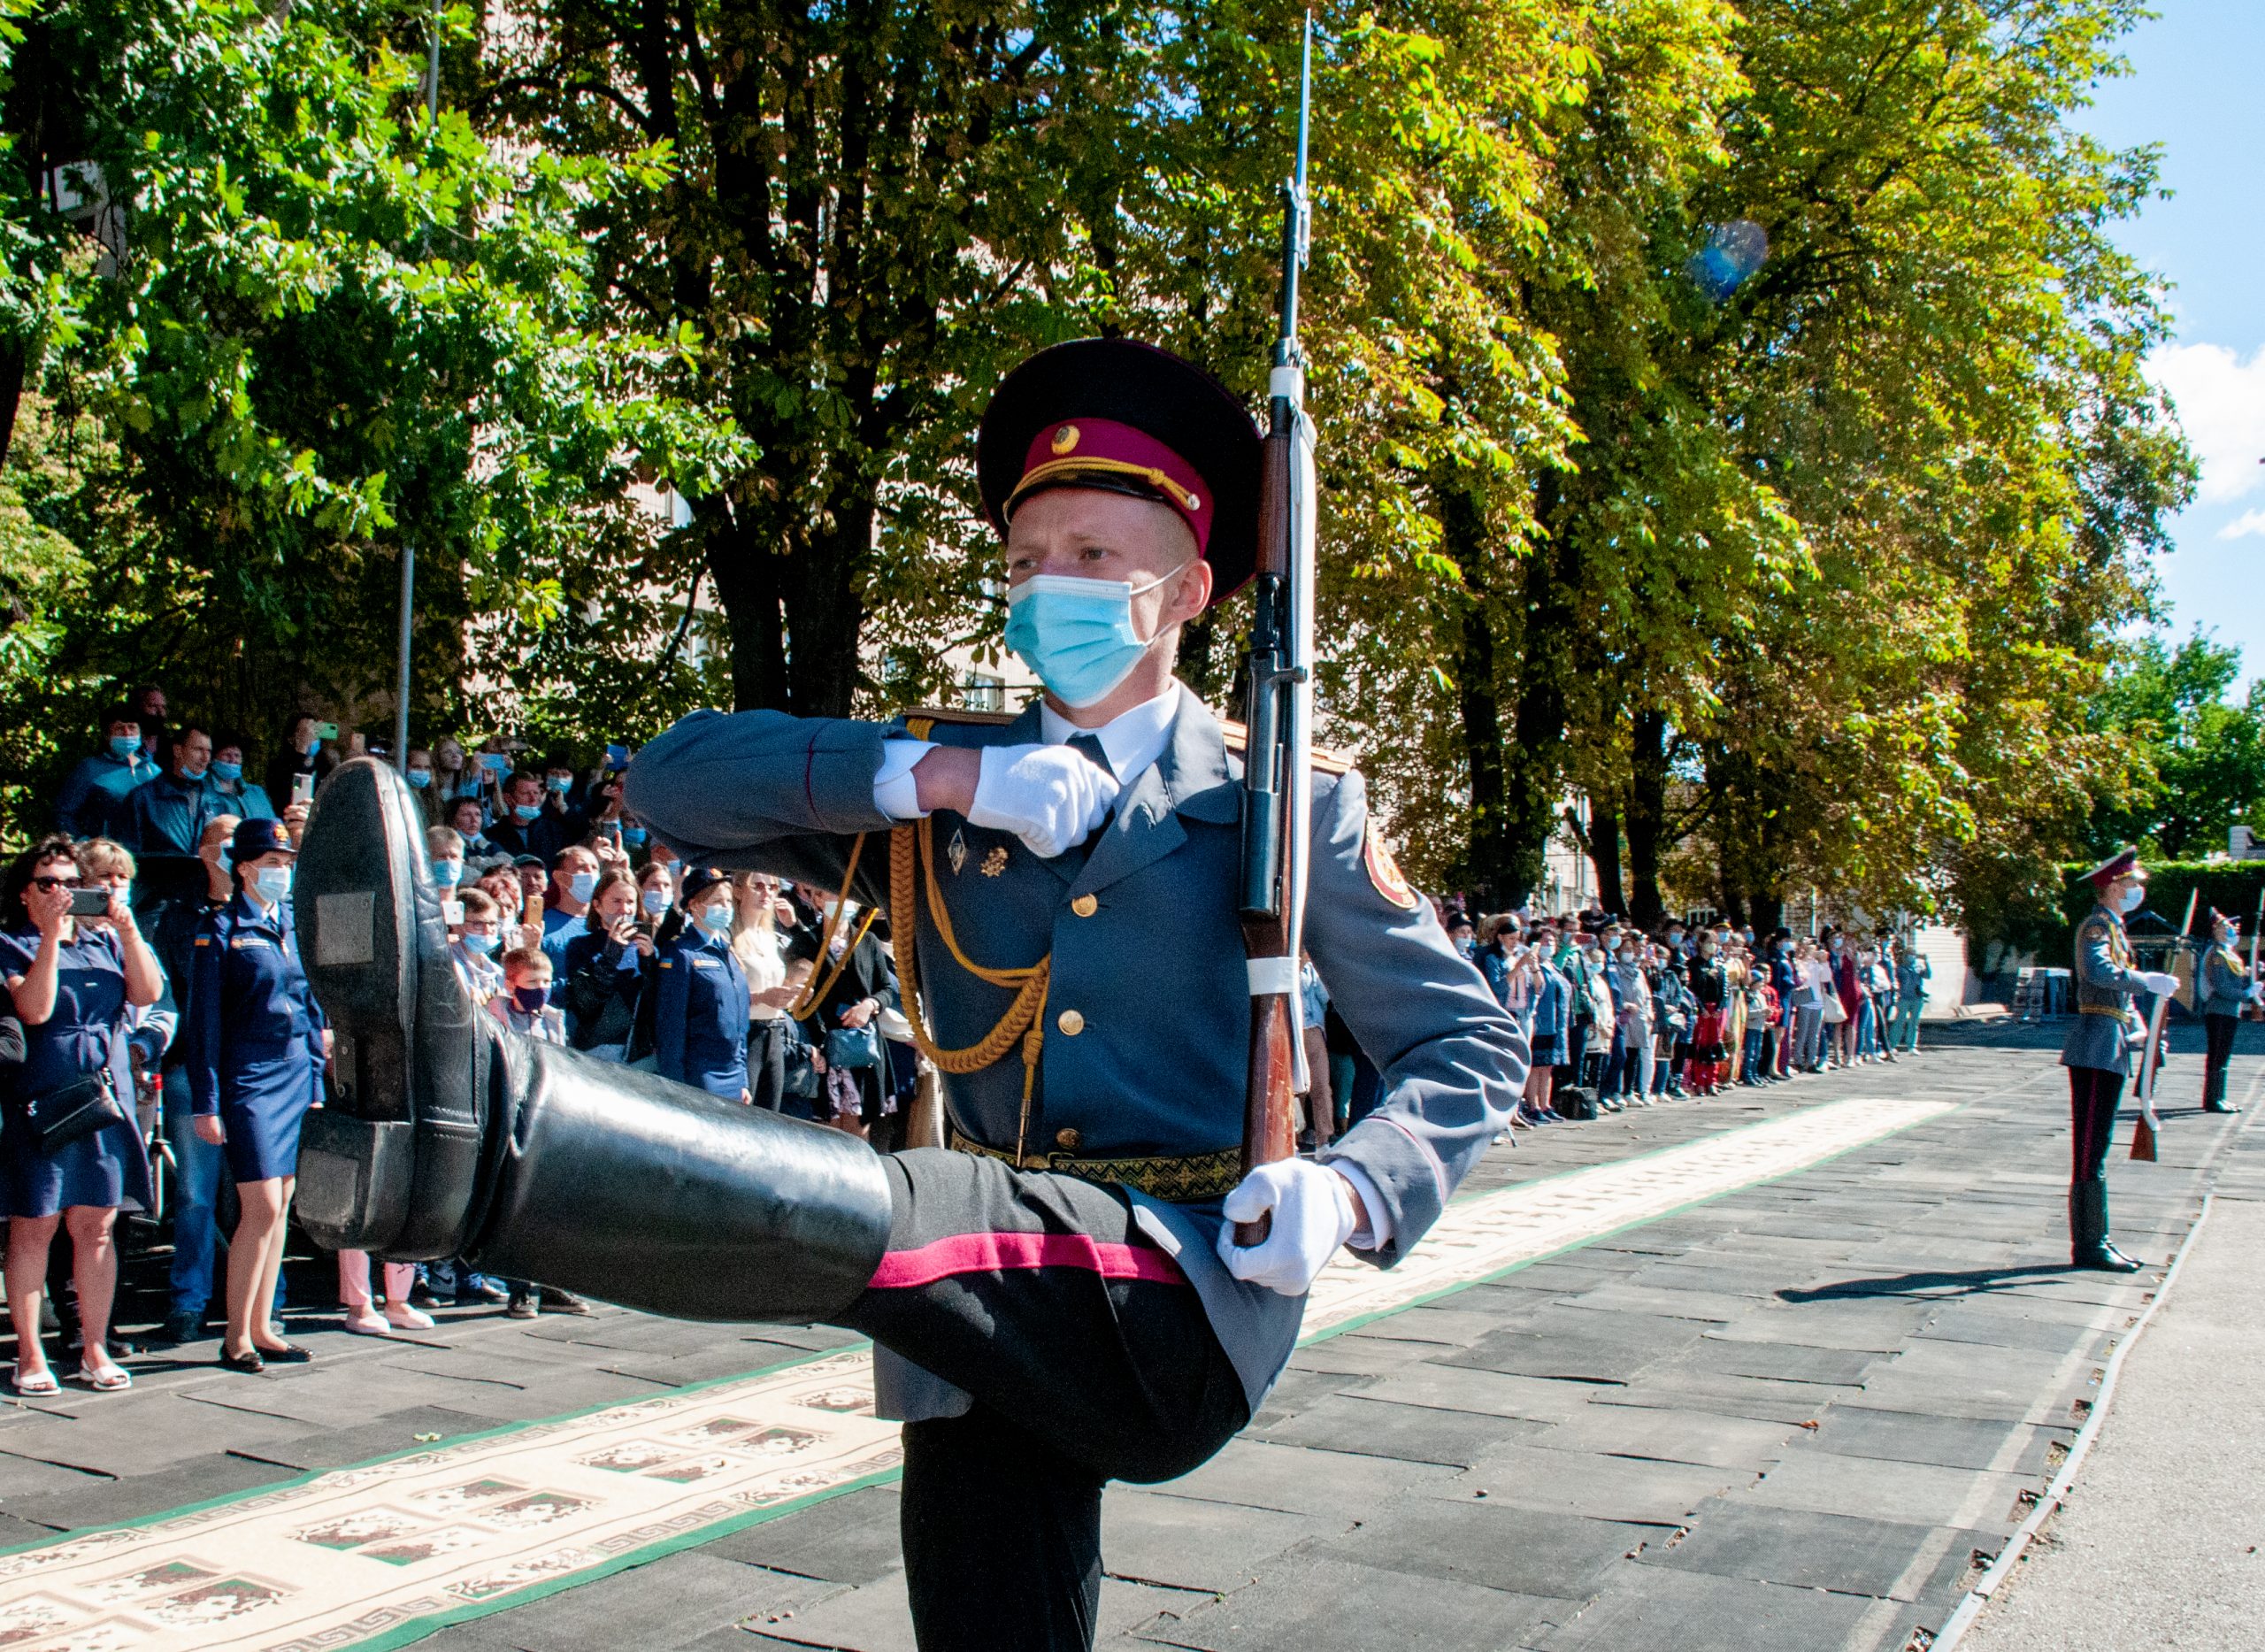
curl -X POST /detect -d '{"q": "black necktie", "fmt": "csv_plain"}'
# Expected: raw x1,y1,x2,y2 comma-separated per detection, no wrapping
1066,733,1113,779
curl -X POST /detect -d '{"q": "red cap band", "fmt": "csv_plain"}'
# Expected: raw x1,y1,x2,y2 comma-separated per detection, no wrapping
1009,418,1216,554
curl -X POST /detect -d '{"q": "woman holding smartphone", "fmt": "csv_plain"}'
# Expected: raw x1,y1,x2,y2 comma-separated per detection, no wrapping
1,835,161,1395
185,818,329,1373
559,872,655,1060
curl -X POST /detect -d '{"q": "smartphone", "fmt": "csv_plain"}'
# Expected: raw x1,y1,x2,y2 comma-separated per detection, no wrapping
605,743,629,771
68,888,111,918
312,721,340,741
292,772,316,806
441,899,465,926
478,753,511,774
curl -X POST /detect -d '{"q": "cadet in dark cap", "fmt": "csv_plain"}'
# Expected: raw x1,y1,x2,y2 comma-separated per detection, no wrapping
186,816,328,1370
294,337,1525,1652
2190,908,2257,1114
2061,849,2181,1270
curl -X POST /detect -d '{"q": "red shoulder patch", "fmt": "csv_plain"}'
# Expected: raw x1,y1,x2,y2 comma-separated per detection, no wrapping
1363,826,1419,911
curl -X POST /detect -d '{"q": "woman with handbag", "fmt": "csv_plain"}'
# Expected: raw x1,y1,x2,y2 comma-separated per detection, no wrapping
653,866,751,1100
185,818,329,1374
732,872,802,1111
1,834,162,1395
787,895,902,1149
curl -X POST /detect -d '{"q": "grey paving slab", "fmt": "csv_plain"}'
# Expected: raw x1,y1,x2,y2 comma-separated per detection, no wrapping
0,1509,61,1547
1739,1447,2032,1532
467,1552,835,1651
1676,1335,1884,1386
1307,1498,1662,1599
1281,1333,1437,1379
1100,1488,1344,1594
1527,1403,1796,1471
8,1448,297,1529
1135,1553,1574,1652
1445,1443,1750,1524
1546,1282,1754,1324
226,1405,502,1471
1895,1307,2100,1354
1150,1437,1463,1520
1438,1308,1709,1382
1588,1371,1855,1425
1253,1392,1549,1467
1528,1560,1877,1652
749,1564,1191,1651
698,1486,907,1587
1701,1299,1937,1352
1354,1362,1603,1425
1804,1405,2071,1473
1639,1498,1983,1600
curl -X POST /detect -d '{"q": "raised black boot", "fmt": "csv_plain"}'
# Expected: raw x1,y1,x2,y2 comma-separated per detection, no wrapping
290,757,892,1322
2201,1061,2235,1114
2069,1182,2141,1273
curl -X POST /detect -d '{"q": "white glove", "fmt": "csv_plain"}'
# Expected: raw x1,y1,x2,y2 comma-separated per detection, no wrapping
1216,1159,1357,1296
967,744,1120,859
2143,972,2179,998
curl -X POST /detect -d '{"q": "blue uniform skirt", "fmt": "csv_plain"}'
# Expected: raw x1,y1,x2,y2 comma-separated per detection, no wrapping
218,1056,319,1184
1,1096,156,1218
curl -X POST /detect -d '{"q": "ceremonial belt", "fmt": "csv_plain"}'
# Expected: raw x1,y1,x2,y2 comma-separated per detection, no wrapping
947,1126,1242,1203
2078,1003,2132,1017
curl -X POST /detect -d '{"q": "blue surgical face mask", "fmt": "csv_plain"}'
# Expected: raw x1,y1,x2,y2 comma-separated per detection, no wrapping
2116,883,2144,914
547,775,572,795
253,865,293,903
211,759,242,783
216,849,234,876
622,825,648,847
406,767,433,788
641,889,670,918
567,871,598,903
109,734,142,761
179,760,209,782
433,857,463,888
460,931,498,956
513,803,542,823
695,901,733,935
1002,567,1183,709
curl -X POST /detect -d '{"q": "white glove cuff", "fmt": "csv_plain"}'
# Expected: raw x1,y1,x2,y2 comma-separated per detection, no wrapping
872,738,935,820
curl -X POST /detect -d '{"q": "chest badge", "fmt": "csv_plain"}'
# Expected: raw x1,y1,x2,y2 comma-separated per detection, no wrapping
948,827,968,877
1363,826,1419,911
981,846,1010,878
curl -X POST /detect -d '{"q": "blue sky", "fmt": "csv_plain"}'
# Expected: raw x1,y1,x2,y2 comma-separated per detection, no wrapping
2078,1,2264,684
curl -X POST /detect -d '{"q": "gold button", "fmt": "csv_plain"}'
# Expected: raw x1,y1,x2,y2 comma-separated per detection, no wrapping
1055,1127,1082,1151
1056,1009,1086,1036
1071,894,1098,918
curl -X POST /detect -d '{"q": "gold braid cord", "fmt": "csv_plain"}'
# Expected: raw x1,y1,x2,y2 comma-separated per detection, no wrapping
888,821,1051,1148
787,831,879,1022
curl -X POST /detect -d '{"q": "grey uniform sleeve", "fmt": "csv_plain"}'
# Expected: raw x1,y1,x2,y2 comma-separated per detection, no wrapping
623,709,898,908
1303,769,1527,1267
2074,917,2150,997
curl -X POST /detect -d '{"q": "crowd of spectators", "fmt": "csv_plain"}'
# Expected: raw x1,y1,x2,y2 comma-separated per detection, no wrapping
3,685,1939,1394
4,693,926,1393
1447,903,1932,1129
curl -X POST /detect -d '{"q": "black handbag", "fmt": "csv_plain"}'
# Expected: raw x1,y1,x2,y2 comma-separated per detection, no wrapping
19,1071,126,1154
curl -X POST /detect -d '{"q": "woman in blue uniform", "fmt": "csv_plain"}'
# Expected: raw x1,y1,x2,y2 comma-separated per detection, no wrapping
185,818,329,1372
2,835,162,1395
652,866,749,1100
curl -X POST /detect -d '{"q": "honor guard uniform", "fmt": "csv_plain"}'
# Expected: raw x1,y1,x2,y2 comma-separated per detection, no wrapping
2060,849,2180,1271
2191,910,2253,1114
290,339,1526,1652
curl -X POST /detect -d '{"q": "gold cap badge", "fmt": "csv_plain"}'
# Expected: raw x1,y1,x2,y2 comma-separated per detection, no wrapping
1050,423,1080,455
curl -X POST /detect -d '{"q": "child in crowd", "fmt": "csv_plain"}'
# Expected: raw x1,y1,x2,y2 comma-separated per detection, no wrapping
488,946,565,1044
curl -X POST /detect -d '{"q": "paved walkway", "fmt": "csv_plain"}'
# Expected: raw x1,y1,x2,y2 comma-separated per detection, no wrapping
1,1020,2257,1652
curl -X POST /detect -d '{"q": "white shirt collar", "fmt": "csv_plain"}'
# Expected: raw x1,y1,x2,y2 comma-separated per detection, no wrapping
1038,681,1181,784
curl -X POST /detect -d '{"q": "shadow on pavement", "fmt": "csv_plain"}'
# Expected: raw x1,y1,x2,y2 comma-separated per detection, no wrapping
1778,1264,2080,1303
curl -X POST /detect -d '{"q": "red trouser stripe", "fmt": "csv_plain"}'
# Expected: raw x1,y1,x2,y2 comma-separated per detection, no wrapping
867,1231,1186,1291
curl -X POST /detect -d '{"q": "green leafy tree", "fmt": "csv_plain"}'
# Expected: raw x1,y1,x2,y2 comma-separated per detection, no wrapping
2086,631,2265,860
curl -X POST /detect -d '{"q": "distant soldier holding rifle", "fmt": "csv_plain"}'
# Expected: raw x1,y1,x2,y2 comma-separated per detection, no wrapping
2190,906,2258,1114
2060,849,2180,1271
288,29,1524,1648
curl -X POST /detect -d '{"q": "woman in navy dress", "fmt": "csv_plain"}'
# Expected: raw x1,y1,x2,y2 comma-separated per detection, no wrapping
185,818,329,1373
2,835,162,1395
652,866,750,1100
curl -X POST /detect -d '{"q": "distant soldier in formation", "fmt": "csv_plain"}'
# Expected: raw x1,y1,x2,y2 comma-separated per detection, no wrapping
2059,849,2181,1272
2190,909,2257,1115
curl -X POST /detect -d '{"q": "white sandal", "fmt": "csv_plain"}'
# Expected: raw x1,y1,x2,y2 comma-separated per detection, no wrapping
73,1360,131,1393
10,1364,60,1397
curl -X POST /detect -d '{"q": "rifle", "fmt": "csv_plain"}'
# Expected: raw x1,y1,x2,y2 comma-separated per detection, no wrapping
2131,887,2197,1163
1235,16,1318,1247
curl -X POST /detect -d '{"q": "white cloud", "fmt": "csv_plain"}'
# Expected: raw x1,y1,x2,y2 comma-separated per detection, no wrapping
2222,507,2265,541
2150,342,2265,505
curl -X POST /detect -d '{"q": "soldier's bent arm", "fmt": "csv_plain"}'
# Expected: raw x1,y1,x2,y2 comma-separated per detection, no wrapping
2075,915,2151,997
1304,769,1528,1264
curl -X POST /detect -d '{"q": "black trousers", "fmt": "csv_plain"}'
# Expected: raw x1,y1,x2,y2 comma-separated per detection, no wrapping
2069,1065,2123,1186
840,1149,1249,1652
2204,1013,2238,1107
746,1018,789,1112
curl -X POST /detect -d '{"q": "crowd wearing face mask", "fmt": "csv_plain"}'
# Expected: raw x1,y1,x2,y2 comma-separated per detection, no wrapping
1452,903,1931,1132
6,703,933,1388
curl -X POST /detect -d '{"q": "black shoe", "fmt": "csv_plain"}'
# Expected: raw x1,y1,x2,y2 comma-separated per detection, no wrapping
251,1341,314,1364
148,1311,207,1348
2073,1243,2143,1273
218,1346,265,1374
2202,1101,2237,1115
505,1294,539,1320
406,1283,443,1310
537,1287,592,1316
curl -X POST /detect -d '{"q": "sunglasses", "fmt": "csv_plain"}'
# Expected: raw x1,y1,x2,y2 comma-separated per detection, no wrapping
31,875,81,892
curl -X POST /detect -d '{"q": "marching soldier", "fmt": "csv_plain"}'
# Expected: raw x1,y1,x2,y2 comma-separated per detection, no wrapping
2061,849,2181,1271
2190,909,2256,1114
293,338,1527,1651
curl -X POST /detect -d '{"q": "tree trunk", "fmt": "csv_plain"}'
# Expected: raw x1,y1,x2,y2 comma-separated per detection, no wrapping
1439,480,1519,907
1586,795,1625,915
1626,706,1669,926
1498,471,1572,900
